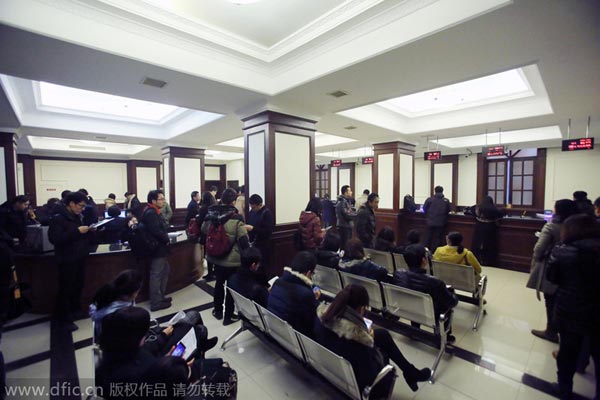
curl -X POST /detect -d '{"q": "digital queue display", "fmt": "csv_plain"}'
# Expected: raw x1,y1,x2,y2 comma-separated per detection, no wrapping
424,151,442,161
331,159,342,167
483,146,506,157
362,156,374,165
561,137,594,151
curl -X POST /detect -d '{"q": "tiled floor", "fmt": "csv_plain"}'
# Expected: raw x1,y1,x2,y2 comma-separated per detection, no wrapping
2,266,596,399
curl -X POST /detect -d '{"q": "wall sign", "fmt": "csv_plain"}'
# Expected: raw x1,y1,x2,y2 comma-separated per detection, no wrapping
362,156,374,165
331,159,342,167
483,146,506,157
424,151,442,161
561,137,594,151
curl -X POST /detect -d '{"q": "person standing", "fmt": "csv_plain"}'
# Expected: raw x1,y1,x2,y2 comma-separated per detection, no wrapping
298,197,325,251
197,192,217,280
573,190,594,216
471,196,505,267
336,185,357,249
185,191,200,227
355,189,370,209
124,192,143,218
321,194,336,229
355,192,379,249
0,195,31,249
245,194,274,273
423,186,451,252
48,191,94,331
234,186,246,220
142,190,172,312
78,188,99,227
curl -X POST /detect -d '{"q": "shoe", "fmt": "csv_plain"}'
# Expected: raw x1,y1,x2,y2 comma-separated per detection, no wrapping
201,336,219,352
223,314,240,326
446,334,456,344
212,309,223,320
62,322,79,332
403,367,431,392
163,297,172,302
531,329,559,343
150,301,172,312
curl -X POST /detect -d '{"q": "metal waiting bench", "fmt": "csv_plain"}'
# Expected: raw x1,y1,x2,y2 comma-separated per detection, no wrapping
431,260,488,331
339,270,386,312
392,253,409,271
313,264,344,296
365,248,395,274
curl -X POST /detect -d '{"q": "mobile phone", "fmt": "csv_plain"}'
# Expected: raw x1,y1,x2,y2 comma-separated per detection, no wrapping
312,285,321,294
172,342,186,358
363,317,373,330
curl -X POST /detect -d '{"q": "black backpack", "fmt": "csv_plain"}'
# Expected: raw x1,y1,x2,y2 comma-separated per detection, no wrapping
127,221,158,258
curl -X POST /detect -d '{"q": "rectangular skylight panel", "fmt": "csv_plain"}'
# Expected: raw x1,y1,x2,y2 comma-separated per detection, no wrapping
378,68,532,116
317,147,373,158
435,126,562,148
216,137,245,147
39,82,179,122
27,136,150,155
314,132,356,147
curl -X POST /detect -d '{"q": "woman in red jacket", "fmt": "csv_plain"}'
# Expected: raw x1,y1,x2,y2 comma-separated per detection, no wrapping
299,197,325,250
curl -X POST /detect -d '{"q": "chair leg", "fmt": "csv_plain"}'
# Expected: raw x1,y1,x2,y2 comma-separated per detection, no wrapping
429,321,447,384
220,325,246,351
472,285,487,331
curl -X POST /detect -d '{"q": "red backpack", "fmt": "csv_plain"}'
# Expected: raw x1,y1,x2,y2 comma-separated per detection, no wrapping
205,213,235,257
186,217,200,241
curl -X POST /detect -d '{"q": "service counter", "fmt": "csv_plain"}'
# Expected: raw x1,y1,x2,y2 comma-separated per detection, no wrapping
376,211,545,273
15,232,200,314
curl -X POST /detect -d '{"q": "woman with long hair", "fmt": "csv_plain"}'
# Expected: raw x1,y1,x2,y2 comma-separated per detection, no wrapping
526,199,578,343
547,214,600,399
339,239,390,282
298,197,325,250
197,191,217,279
315,285,431,396
433,231,482,278
471,195,505,266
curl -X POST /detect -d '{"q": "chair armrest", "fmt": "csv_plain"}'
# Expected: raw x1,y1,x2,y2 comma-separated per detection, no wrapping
478,275,488,297
362,365,395,399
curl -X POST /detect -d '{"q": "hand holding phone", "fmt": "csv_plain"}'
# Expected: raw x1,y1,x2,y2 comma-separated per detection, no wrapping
172,342,186,358
312,285,321,299
363,317,373,330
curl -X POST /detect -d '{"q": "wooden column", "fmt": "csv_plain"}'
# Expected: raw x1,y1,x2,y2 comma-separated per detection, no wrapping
0,132,18,203
242,111,316,277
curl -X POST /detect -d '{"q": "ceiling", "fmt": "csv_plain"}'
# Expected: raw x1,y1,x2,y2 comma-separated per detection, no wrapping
0,0,599,163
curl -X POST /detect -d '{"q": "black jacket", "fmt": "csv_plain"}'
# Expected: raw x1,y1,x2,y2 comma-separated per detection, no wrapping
96,348,157,400
268,268,318,337
228,267,270,307
82,198,99,226
97,217,128,244
423,193,450,227
392,269,458,321
246,207,274,248
48,207,92,263
547,237,600,335
195,205,210,244
316,249,340,269
335,195,356,229
355,205,376,248
373,237,404,254
0,202,27,243
184,199,199,227
339,258,390,282
141,206,169,258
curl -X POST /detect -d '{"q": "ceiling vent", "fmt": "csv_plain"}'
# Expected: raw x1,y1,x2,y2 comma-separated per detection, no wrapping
141,77,168,89
327,90,349,98
344,125,357,130
94,136,107,140
69,144,106,151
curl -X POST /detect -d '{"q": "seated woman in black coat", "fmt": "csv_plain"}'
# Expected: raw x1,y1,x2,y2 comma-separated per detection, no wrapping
339,239,390,282
314,285,431,396
315,230,341,269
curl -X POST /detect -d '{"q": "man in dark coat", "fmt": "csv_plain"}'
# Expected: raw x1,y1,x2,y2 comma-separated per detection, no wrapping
392,244,458,341
245,194,274,274
268,251,320,337
228,247,269,307
48,191,94,330
141,190,171,312
78,188,99,226
184,191,200,227
124,192,143,218
0,195,31,247
423,186,451,252
335,185,357,249
355,193,379,248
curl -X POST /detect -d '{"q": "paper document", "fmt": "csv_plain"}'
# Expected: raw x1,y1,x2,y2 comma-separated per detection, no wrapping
167,310,186,326
179,327,197,360
89,218,113,229
268,276,279,287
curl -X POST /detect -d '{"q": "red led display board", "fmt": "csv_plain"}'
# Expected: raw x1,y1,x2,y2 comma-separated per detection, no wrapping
331,159,342,167
483,146,506,157
362,156,374,165
561,137,594,151
424,151,442,161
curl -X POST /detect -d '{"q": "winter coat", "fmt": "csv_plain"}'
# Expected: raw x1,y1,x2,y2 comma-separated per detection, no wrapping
89,300,133,340
103,198,117,209
526,221,561,297
96,217,128,244
299,211,324,250
268,267,318,337
314,304,385,393
321,199,336,227
547,237,600,335
373,237,404,254
0,201,28,243
96,347,157,400
247,206,274,248
423,193,450,227
339,257,390,282
433,245,482,276
335,195,356,229
392,269,458,321
141,206,170,258
355,205,376,248
184,199,199,227
228,267,270,307
82,198,99,227
124,195,143,218
48,206,92,263
316,249,340,269
158,202,173,227
201,204,249,267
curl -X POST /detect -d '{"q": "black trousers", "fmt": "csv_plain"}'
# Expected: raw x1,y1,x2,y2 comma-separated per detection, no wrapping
556,330,599,400
425,226,445,253
338,227,353,250
544,293,558,334
213,265,237,318
55,259,86,322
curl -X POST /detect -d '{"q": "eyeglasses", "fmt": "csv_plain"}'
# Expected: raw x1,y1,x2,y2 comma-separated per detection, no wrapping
76,203,86,208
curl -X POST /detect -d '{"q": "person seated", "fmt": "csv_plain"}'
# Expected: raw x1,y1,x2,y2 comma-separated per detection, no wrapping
433,231,482,278
35,198,60,226
314,285,431,395
268,251,320,336
89,269,143,340
227,247,269,307
104,193,117,209
299,197,325,250
373,226,404,254
392,244,458,341
97,205,128,244
339,239,390,282
315,230,341,269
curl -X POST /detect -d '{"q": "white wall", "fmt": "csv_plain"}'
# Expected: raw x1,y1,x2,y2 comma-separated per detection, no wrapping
163,157,170,204
458,156,477,206
355,164,372,195
34,159,127,205
330,166,338,198
544,147,600,210
17,162,24,196
174,158,202,208
248,132,265,200
399,154,413,205
433,163,453,203
275,132,310,224
205,166,220,180
136,167,157,203
414,158,431,205
377,154,394,209
226,159,245,186
339,169,350,194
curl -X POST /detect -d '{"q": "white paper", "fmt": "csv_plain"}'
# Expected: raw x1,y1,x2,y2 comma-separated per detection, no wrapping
89,218,113,228
167,310,186,326
179,327,197,360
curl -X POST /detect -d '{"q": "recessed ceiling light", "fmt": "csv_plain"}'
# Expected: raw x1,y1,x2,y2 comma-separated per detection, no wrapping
27,136,150,155
434,125,562,148
317,147,374,159
228,0,261,4
315,132,356,147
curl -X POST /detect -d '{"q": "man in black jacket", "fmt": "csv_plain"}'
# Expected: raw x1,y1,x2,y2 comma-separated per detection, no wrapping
423,186,451,252
355,192,379,248
245,194,274,274
392,244,458,341
184,191,200,227
48,191,94,330
0,195,31,248
268,251,320,337
142,190,172,312
335,185,357,249
228,247,269,307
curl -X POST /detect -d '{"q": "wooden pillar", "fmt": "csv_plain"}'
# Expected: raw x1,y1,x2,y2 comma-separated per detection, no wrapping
0,132,18,203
